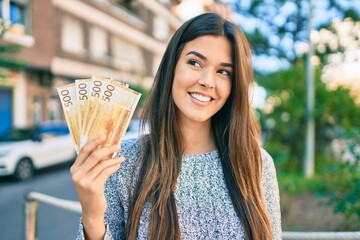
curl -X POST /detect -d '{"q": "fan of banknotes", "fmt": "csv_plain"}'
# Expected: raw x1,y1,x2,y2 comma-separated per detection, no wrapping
57,76,141,154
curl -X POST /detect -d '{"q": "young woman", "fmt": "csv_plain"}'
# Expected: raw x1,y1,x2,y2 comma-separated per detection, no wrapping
72,13,281,240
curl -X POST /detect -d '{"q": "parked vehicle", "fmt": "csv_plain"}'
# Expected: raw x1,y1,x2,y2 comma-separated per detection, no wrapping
0,121,76,181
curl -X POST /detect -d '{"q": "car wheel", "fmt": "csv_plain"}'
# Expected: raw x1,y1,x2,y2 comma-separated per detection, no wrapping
13,158,34,181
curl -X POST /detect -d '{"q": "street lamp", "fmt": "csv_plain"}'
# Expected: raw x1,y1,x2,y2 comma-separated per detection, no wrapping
304,0,315,178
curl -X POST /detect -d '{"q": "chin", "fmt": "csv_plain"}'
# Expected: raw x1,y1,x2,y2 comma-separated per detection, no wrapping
189,115,212,123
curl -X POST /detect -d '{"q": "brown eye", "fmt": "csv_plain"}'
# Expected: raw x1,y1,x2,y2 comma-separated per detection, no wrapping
188,60,201,67
218,69,231,76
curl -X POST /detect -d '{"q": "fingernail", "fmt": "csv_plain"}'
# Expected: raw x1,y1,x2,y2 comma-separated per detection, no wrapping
99,135,107,141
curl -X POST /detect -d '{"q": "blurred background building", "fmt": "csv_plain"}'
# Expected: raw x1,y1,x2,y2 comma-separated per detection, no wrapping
0,0,231,135
0,0,176,135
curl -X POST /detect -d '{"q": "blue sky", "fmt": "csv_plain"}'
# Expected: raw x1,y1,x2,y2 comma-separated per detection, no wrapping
224,0,360,72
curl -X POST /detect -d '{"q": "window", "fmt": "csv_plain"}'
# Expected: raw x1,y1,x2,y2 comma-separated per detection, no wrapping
33,95,43,125
89,26,108,61
111,0,139,14
111,36,145,73
0,0,30,34
153,16,169,41
61,15,85,56
158,0,171,4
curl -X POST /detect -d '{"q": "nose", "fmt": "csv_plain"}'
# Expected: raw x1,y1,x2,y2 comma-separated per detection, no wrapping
198,70,215,89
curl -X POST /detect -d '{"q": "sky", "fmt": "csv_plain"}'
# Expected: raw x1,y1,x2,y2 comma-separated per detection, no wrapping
224,0,360,73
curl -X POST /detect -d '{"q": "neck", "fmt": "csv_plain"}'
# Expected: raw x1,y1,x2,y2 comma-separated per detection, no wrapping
180,119,216,155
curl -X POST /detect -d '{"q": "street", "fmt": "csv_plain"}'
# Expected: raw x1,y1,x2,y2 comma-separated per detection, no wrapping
0,163,80,240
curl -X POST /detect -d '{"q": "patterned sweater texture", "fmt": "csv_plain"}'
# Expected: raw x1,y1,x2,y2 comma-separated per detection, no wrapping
76,137,282,240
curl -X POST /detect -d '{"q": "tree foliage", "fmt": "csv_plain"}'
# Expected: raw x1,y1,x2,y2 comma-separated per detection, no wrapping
313,17,360,71
325,129,360,229
226,0,360,64
256,60,360,172
226,0,360,173
227,0,360,225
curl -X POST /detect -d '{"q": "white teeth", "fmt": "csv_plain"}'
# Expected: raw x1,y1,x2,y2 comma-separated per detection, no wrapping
190,93,211,102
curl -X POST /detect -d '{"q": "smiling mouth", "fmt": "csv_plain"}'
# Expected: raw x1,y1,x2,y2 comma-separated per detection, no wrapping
189,92,212,102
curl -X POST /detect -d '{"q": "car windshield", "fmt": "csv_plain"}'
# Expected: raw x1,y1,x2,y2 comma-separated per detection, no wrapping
0,128,36,142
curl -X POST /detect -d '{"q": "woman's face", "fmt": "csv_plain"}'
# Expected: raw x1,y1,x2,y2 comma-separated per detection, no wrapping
172,35,233,126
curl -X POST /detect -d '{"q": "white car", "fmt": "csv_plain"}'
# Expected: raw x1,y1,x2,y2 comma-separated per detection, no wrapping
0,121,76,181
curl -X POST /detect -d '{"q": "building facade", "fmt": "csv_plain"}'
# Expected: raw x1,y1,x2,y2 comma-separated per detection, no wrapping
0,0,181,134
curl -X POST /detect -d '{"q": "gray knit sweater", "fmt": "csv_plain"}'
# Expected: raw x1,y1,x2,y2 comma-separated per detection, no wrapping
76,137,282,240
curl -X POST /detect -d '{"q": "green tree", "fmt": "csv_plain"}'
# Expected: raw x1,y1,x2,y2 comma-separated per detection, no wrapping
322,128,360,230
257,61,360,173
226,0,360,65
228,0,360,225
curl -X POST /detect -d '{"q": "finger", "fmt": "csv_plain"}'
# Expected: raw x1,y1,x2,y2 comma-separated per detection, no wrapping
74,158,123,194
87,157,125,181
72,135,107,169
95,161,123,184
76,144,120,175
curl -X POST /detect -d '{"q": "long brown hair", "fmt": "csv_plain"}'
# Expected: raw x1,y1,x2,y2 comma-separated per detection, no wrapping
125,13,272,240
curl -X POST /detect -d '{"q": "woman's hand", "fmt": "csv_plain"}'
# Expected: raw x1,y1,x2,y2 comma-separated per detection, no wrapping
70,135,124,240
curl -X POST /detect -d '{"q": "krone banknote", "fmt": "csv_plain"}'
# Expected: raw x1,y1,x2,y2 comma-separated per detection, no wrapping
81,78,140,150
76,76,116,145
58,76,140,154
57,83,80,153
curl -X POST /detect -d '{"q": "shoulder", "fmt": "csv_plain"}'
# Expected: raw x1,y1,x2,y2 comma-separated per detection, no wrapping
260,148,282,239
110,137,143,187
260,148,273,163
260,148,276,175
115,137,142,172
260,148,278,192
259,148,279,202
119,137,142,156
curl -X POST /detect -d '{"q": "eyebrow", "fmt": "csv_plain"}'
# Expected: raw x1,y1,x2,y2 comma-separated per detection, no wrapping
185,51,233,69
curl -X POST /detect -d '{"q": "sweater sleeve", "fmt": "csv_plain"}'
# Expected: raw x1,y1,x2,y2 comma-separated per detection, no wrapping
75,220,114,240
261,149,282,240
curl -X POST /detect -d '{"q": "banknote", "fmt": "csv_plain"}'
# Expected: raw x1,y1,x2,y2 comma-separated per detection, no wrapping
75,78,91,143
58,76,141,154
57,83,80,153
77,76,113,148
81,77,140,149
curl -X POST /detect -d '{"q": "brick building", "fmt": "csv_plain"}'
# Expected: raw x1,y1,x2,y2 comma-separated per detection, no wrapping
0,0,181,134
